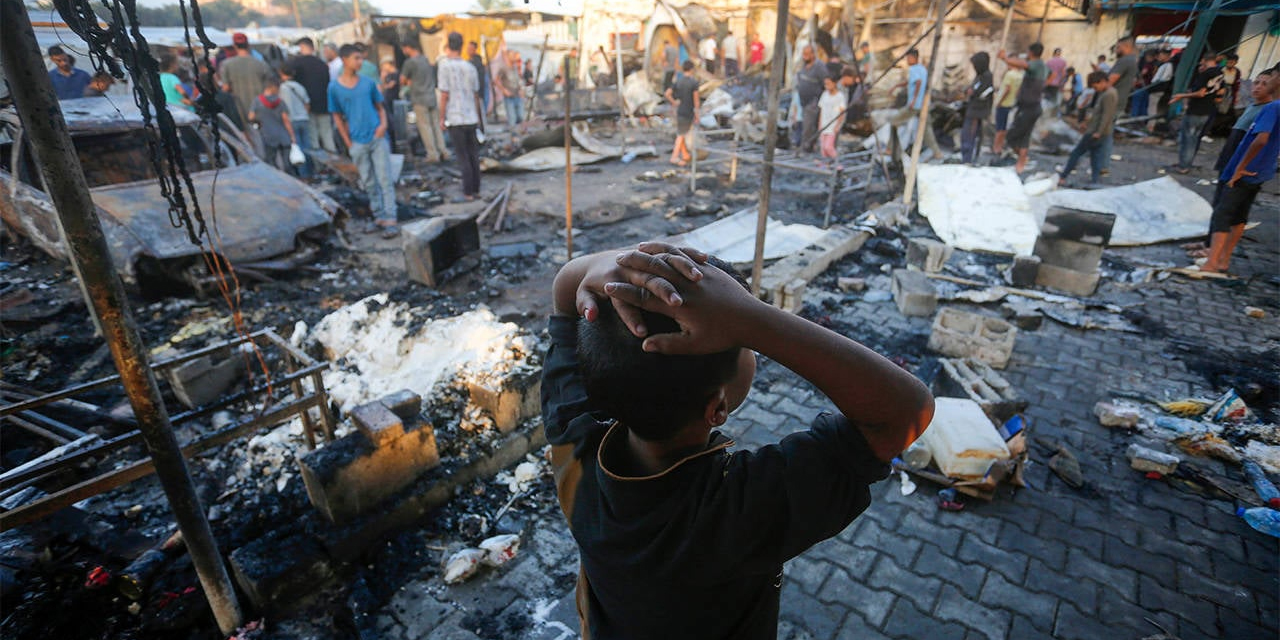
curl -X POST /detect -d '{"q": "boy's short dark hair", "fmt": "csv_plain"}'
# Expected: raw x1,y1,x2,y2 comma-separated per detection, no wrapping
264,77,281,89
1227,53,1239,62
682,59,695,71
1029,43,1044,57
841,65,857,79
447,32,464,52
1087,70,1107,85
907,48,919,58
338,43,361,59
577,257,749,441
295,36,314,48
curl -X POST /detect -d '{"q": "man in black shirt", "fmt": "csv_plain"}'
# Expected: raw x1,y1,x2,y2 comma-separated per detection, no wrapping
290,37,337,153
664,61,700,166
1170,50,1223,173
542,241,933,640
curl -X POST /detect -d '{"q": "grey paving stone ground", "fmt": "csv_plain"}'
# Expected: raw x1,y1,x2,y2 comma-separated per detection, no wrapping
379,138,1280,639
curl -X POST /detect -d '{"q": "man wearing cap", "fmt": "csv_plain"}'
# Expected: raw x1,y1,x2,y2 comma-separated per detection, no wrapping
48,46,91,100
291,37,338,153
220,34,274,155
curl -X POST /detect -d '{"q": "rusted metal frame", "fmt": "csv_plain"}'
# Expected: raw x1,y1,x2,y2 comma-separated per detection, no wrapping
0,393,320,532
11,408,89,441
0,329,271,418
262,328,334,442
0,363,325,491
823,166,844,229
2,415,71,445
0,385,138,428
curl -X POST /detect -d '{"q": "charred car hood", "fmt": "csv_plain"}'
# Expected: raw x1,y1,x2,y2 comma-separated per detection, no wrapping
89,162,336,265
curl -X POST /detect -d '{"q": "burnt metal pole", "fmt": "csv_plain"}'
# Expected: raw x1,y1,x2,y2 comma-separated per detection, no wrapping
0,0,243,634
564,53,574,260
750,0,791,298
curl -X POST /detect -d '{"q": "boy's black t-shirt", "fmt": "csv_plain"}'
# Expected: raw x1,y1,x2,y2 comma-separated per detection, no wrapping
541,316,889,640
1188,67,1223,116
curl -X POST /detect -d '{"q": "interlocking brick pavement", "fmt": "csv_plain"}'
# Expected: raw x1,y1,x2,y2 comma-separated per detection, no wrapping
377,139,1278,640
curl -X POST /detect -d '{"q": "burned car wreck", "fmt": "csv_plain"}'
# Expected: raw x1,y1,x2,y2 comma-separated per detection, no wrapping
0,98,340,291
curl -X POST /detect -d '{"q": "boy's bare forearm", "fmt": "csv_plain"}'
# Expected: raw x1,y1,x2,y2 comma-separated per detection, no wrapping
551,254,601,316
737,302,934,461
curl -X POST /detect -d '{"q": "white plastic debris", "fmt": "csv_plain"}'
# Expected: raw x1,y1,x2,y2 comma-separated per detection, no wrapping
479,534,521,567
443,548,487,584
898,471,917,496
289,321,308,347
1245,441,1280,475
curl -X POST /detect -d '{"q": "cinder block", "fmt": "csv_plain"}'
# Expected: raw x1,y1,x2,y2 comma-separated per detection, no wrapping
402,215,480,287
891,269,938,317
229,531,333,610
1094,401,1140,428
906,237,952,273
468,368,542,433
927,308,1017,369
936,357,1027,422
1032,237,1104,273
1126,444,1179,475
1009,255,1042,288
837,277,866,292
380,389,422,421
298,422,440,524
1035,263,1100,297
776,278,807,313
165,355,242,409
349,400,404,447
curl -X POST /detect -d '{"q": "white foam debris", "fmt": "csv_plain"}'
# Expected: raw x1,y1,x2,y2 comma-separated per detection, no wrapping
310,295,529,413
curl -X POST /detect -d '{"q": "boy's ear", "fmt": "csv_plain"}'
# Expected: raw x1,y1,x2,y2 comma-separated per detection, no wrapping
704,388,729,427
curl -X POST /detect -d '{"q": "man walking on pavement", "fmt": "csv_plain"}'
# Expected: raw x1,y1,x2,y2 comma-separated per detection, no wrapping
439,32,484,202
290,37,337,154
220,34,274,156
329,44,399,238
998,43,1048,174
400,40,449,163
1169,50,1223,174
796,44,829,154
890,48,942,160
1101,36,1139,173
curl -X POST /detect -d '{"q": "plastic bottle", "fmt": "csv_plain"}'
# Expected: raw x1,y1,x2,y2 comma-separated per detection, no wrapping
902,439,932,470
1242,461,1280,509
1236,507,1280,538
620,151,638,164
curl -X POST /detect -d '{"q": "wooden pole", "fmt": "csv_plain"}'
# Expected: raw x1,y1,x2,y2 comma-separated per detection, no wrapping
901,0,945,210
750,0,791,298
527,33,550,120
1037,0,1051,43
352,0,363,39
564,54,574,260
993,0,1016,118
689,111,697,193
289,0,302,29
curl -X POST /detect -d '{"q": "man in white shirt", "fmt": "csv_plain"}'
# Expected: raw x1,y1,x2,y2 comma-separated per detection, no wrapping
699,36,718,75
721,30,739,77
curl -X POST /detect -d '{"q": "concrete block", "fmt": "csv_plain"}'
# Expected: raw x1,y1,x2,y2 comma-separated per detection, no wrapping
1009,255,1042,288
776,278,807,313
229,531,333,610
1093,401,1140,428
891,269,938,317
298,422,440,524
927,308,1017,369
1126,444,1179,475
402,215,480,287
760,223,871,305
349,400,404,447
936,358,1027,423
1032,237,1105,273
1000,302,1043,330
1040,206,1116,245
165,355,242,409
380,389,422,421
906,238,952,273
1035,263,1100,297
468,368,542,433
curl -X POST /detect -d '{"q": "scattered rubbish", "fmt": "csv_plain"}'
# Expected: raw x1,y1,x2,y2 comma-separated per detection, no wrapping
443,548,487,584
863,290,892,303
1127,444,1180,476
127,602,142,615
901,439,932,470
917,398,1011,479
999,415,1026,441
928,309,1017,369
937,358,1027,422
936,488,964,511
478,534,521,567
1236,506,1280,538
1153,416,1215,435
837,277,866,292
1049,444,1085,489
413,190,445,206
1172,433,1241,465
1206,389,1254,423
1158,398,1210,418
1245,441,1280,474
665,208,827,264
899,470,918,496
117,530,185,600
1093,401,1140,428
459,514,488,539
85,566,112,589
1245,307,1266,319
1242,460,1280,508
497,459,543,494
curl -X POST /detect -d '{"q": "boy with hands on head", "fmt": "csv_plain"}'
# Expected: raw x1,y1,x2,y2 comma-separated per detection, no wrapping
542,242,934,639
